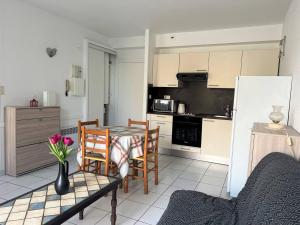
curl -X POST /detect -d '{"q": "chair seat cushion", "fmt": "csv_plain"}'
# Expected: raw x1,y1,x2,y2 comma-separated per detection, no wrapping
157,190,236,225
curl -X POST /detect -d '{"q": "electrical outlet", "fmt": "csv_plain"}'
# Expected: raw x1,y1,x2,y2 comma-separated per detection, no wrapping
0,86,4,95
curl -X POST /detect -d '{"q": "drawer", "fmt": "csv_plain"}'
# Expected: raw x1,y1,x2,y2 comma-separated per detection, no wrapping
172,144,201,153
16,142,56,175
149,114,173,122
16,117,60,147
16,107,60,120
158,135,172,149
150,120,172,135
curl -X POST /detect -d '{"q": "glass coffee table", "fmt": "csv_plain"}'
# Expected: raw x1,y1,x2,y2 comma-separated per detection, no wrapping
0,171,122,225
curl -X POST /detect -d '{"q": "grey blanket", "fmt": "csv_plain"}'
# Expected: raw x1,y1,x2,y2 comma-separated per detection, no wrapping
157,152,300,225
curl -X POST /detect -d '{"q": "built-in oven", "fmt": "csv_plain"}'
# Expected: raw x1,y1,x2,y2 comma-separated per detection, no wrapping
172,115,202,148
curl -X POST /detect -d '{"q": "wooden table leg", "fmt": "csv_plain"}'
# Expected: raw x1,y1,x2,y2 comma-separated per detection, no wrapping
111,188,117,225
79,209,84,220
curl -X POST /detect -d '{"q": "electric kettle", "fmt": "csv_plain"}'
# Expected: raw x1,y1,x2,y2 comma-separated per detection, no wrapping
177,103,186,114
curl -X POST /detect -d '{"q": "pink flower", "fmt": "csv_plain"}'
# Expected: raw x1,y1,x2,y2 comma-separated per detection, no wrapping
49,134,62,145
63,137,74,146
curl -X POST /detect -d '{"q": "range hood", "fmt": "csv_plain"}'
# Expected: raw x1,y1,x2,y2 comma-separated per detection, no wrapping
176,72,208,82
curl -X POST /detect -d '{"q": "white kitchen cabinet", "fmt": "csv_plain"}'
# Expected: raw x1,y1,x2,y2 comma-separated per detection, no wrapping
179,52,209,73
208,51,242,89
148,114,173,151
201,119,232,162
154,54,179,87
241,49,279,76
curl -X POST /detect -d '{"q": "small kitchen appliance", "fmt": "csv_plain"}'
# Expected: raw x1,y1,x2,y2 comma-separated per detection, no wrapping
177,103,186,114
152,99,175,113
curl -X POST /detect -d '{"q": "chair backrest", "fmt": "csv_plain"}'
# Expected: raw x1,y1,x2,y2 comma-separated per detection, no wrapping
143,127,160,157
128,118,149,129
81,127,110,159
236,152,300,225
78,119,99,144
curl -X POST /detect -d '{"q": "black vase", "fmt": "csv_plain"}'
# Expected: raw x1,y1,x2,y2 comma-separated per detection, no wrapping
54,161,70,195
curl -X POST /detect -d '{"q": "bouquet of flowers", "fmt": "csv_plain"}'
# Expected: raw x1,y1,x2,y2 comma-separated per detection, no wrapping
48,134,74,164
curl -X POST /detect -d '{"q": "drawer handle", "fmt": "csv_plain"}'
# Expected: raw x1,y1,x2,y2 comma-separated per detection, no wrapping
157,122,166,125
204,119,215,122
167,84,177,87
180,147,190,151
208,84,220,87
196,69,206,72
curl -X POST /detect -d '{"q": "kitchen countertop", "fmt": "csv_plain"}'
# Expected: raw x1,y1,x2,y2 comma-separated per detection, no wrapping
147,111,232,120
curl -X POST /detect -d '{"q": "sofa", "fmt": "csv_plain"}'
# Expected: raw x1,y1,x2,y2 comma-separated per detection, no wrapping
157,152,300,225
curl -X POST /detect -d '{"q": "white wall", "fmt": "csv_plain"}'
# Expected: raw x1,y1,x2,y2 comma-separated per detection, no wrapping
280,0,300,132
110,48,145,125
0,0,110,172
156,24,283,48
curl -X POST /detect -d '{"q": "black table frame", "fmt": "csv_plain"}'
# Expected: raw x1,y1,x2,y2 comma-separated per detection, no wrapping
0,171,122,225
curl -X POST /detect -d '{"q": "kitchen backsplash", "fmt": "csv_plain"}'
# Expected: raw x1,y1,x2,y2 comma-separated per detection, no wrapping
148,81,235,115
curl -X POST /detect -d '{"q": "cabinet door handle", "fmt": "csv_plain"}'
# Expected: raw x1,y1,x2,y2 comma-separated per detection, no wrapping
157,122,166,125
167,84,177,87
203,119,215,122
208,84,220,87
195,69,206,72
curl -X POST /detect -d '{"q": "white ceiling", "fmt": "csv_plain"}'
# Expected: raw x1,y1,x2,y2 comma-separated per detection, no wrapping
23,0,291,38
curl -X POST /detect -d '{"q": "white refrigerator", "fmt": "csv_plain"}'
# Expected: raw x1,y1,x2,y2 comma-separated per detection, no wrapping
228,76,292,197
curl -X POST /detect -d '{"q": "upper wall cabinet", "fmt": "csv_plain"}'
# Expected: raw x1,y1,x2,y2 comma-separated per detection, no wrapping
208,51,242,89
154,53,179,87
179,52,209,72
241,49,279,76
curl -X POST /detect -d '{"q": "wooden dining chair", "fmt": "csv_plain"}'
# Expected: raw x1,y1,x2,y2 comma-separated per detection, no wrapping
124,126,160,194
81,127,110,176
77,119,99,170
128,118,149,129
128,118,149,178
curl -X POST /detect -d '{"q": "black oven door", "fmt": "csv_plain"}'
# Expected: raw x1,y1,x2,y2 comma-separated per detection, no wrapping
172,116,202,147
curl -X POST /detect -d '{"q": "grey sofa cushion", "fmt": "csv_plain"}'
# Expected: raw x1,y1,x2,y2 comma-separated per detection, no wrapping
157,190,236,225
157,152,300,225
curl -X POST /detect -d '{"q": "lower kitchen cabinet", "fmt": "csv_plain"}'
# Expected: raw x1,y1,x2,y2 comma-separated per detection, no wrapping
201,118,232,163
148,114,173,152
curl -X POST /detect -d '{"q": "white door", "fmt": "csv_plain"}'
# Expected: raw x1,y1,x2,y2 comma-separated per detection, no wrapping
116,62,144,125
228,76,292,197
88,47,105,125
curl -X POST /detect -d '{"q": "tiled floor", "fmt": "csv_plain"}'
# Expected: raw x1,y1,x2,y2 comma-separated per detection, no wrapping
0,154,229,225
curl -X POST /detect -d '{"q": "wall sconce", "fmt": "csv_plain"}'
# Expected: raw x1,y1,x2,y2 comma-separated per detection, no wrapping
46,48,57,57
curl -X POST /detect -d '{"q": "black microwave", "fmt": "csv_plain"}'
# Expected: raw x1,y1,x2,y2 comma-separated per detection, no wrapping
152,99,175,113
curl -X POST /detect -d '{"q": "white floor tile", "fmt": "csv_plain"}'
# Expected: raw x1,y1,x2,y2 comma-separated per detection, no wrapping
201,176,225,186
68,206,107,225
208,164,228,173
162,186,184,197
135,222,150,225
0,182,27,195
8,174,45,187
195,183,222,197
148,182,169,194
171,178,198,190
92,195,125,212
0,175,18,182
179,171,204,182
153,195,170,209
128,190,161,205
117,200,149,220
139,206,165,225
204,169,227,178
97,214,136,225
190,160,211,170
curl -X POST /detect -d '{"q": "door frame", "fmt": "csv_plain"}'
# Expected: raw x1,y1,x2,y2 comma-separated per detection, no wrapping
82,39,117,121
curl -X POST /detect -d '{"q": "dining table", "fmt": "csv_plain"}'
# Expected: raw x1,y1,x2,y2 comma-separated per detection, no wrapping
77,126,148,178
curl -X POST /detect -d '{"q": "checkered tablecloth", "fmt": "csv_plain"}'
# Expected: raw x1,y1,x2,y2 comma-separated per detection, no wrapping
77,126,146,178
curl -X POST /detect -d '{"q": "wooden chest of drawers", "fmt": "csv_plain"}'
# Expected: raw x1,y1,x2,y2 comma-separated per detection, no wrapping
5,107,60,176
248,123,300,175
